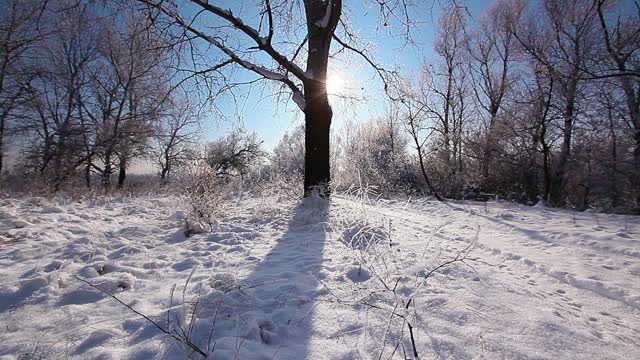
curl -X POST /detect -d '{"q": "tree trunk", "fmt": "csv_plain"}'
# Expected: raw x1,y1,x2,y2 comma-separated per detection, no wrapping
117,156,127,189
102,152,112,192
549,79,577,206
301,0,341,197
303,81,332,197
85,156,92,188
416,144,443,202
481,110,498,189
621,82,640,206
634,128,640,206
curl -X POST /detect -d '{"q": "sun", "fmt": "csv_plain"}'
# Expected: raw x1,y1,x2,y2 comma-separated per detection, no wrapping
326,74,344,95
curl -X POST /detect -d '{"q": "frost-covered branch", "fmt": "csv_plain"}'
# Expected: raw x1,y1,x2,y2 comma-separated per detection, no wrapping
190,0,307,81
137,0,305,110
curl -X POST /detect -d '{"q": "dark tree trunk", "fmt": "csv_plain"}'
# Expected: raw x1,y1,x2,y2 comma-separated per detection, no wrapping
117,156,127,189
301,0,342,197
416,144,443,202
160,151,170,183
549,78,577,206
481,111,498,189
303,81,332,197
85,157,92,188
406,111,443,201
538,115,552,202
160,167,168,182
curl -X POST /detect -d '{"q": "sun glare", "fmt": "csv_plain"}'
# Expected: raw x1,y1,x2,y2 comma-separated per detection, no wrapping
326,74,344,95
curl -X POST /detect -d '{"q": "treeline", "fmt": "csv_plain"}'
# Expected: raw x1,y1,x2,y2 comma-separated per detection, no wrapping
0,1,200,192
326,0,639,211
1,0,638,212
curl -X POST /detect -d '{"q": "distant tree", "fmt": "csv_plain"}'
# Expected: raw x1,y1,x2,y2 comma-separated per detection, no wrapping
154,101,200,183
514,0,600,205
468,0,524,189
432,3,468,175
0,0,42,174
79,11,170,190
595,0,640,205
398,81,443,200
206,129,265,178
271,125,305,179
22,3,99,189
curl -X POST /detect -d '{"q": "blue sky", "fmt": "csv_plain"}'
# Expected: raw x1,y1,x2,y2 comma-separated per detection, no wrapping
202,0,492,149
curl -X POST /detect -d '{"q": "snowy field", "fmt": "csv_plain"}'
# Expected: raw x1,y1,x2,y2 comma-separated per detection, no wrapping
0,194,639,359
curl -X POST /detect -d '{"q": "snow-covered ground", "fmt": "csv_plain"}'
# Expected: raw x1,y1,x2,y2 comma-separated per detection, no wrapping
0,194,639,359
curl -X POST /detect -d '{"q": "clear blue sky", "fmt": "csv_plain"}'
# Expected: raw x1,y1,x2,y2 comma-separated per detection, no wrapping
203,0,492,149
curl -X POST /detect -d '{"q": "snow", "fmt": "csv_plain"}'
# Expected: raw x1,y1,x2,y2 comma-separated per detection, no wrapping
0,194,639,359
237,60,286,81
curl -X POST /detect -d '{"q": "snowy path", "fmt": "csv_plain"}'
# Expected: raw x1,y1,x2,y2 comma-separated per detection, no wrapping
0,195,638,359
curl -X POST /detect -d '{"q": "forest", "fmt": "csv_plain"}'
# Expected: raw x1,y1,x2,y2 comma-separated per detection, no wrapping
0,0,638,212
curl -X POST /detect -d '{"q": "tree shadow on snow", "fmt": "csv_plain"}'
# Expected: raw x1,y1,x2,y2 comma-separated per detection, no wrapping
193,197,330,359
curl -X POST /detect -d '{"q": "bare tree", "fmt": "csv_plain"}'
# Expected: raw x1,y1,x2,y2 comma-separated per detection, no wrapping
398,80,443,200
595,0,640,204
154,100,199,182
529,63,555,202
21,3,99,189
401,4,469,197
515,0,600,205
469,0,524,188
79,11,169,191
0,0,44,174
206,128,265,178
134,0,417,197
432,3,468,173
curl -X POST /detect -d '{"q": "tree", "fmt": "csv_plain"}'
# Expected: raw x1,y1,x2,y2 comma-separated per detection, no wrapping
135,0,414,197
595,0,640,205
79,11,170,190
398,79,443,200
0,0,43,174
432,3,468,175
469,0,524,188
515,0,600,205
205,128,265,178
272,124,305,179
154,101,200,182
22,2,99,189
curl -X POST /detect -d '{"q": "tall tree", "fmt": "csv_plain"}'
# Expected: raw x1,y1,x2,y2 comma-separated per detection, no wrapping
595,0,640,205
515,0,600,205
469,0,524,188
0,0,43,174
135,0,413,197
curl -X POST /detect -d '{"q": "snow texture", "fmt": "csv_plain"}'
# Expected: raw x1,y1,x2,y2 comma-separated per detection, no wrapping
0,195,639,359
